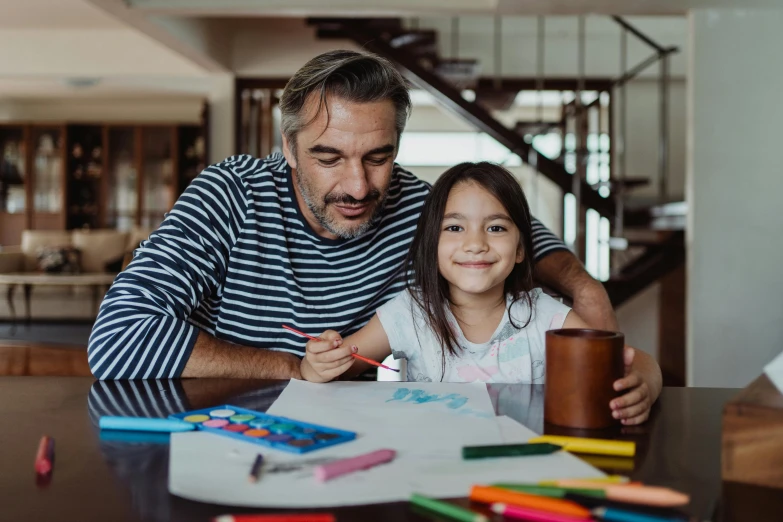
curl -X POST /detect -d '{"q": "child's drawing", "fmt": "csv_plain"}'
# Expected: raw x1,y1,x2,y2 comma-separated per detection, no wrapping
385,387,492,418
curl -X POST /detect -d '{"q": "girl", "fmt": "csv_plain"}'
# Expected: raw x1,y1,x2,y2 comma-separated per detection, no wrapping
301,162,661,425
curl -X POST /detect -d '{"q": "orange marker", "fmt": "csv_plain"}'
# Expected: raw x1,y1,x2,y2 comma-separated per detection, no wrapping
469,486,591,519
282,324,400,372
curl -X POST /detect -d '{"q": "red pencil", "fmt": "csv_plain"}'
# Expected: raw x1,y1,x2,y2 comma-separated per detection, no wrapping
213,514,335,522
34,435,54,475
282,324,400,373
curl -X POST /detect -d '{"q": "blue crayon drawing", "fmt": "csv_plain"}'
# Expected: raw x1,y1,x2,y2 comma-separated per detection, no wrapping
387,388,469,409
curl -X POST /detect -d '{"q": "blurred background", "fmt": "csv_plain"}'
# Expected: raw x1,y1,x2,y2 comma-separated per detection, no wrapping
0,0,780,389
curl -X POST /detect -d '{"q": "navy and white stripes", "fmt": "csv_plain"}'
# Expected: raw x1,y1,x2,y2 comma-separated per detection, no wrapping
88,153,568,379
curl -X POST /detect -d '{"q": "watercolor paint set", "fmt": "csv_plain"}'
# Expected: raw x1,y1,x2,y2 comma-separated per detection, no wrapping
168,404,356,454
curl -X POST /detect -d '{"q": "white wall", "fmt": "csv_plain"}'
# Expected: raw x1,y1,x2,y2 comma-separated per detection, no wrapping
616,283,660,357
417,15,687,79
0,29,206,77
619,79,687,204
0,97,203,123
688,9,783,387
233,18,360,76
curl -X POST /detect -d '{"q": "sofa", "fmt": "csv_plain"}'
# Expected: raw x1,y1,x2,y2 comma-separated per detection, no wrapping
0,227,151,320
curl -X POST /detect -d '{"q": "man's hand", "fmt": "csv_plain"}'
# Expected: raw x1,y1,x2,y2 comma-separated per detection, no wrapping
300,330,357,383
610,347,662,425
535,250,619,331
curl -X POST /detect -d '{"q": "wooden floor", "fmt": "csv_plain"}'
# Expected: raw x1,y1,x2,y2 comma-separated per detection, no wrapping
0,341,91,376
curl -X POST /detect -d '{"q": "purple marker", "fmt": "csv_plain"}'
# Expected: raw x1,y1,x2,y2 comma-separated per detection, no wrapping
313,449,396,482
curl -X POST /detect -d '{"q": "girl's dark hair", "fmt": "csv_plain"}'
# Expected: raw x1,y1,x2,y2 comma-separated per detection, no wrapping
406,162,537,379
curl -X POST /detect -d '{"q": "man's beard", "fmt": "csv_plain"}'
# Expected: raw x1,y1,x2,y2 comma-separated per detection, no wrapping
294,164,388,239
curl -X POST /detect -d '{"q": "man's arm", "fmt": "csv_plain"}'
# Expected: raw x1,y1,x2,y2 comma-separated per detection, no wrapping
182,332,302,379
88,159,300,380
535,250,619,331
528,218,618,331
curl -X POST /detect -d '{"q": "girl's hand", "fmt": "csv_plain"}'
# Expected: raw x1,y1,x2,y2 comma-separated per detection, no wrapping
610,347,654,425
300,330,357,383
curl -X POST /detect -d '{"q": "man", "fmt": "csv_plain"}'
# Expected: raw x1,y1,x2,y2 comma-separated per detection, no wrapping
88,50,618,382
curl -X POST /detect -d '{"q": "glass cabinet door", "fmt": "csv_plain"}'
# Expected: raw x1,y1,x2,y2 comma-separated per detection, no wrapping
106,127,138,231
0,126,27,245
0,126,26,214
31,127,65,230
141,127,174,229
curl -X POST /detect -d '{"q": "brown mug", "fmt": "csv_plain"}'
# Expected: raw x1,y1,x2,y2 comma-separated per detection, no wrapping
545,328,625,429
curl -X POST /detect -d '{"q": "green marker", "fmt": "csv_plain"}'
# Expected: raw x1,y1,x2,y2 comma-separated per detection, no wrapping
462,442,562,460
409,493,488,522
491,483,607,498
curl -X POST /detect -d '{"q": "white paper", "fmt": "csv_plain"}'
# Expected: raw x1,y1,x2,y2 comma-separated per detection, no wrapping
268,380,497,419
764,350,783,394
168,382,604,508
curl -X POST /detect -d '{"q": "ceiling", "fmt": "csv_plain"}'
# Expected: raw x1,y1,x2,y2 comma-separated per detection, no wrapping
124,0,783,16
0,0,124,29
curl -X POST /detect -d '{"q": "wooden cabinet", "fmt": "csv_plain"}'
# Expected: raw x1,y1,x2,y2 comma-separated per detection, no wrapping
0,120,206,246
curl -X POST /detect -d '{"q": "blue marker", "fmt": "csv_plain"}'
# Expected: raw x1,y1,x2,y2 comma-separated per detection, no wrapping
99,416,197,433
593,507,687,522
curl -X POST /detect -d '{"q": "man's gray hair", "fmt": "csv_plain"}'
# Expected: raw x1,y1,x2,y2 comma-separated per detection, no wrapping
279,50,411,155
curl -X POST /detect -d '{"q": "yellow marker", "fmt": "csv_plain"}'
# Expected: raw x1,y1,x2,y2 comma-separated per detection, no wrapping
539,475,630,486
576,454,635,472
528,435,635,457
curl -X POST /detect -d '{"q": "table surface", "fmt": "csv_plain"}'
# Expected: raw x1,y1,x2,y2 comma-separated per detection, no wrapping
0,273,117,284
2,377,781,522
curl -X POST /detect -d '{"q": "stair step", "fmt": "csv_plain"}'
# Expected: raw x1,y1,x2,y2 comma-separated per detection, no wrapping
475,88,518,111
590,178,650,191
434,58,482,88
389,30,437,51
514,120,562,135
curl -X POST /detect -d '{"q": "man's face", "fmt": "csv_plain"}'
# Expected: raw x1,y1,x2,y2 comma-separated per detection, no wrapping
282,94,398,240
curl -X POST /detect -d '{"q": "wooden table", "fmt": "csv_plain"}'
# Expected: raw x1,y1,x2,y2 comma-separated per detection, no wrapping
2,377,782,522
0,273,117,324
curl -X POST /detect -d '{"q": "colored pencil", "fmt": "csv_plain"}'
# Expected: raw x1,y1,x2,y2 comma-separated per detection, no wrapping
34,435,54,475
540,475,631,486
593,506,688,522
462,442,562,459
282,324,400,372
564,493,691,521
409,493,488,522
492,484,606,498
213,515,335,522
491,503,593,522
248,454,264,483
528,436,636,457
577,454,636,471
469,485,591,519
548,482,689,507
494,483,689,507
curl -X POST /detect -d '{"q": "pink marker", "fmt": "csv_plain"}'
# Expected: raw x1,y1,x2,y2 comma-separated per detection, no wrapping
313,449,396,482
490,503,592,522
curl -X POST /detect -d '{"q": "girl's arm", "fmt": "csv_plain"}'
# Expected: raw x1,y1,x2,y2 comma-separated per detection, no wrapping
300,314,392,383
561,310,663,425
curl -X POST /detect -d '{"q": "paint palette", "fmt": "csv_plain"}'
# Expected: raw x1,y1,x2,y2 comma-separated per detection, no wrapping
168,405,356,454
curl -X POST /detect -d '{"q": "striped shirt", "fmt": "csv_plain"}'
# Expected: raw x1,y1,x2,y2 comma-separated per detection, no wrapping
87,153,568,380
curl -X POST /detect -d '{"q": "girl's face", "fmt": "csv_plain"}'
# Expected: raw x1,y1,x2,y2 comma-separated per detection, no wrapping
437,181,524,303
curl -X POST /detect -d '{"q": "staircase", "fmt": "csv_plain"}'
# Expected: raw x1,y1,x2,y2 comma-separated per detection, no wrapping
309,17,684,308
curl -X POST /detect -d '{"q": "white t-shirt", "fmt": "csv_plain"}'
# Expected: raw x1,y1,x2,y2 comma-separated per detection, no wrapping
377,288,571,383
